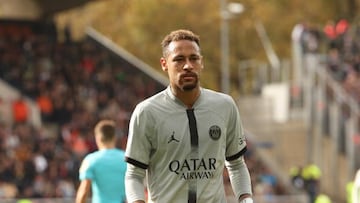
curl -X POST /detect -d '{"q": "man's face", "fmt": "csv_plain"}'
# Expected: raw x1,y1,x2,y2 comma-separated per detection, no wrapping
160,40,203,91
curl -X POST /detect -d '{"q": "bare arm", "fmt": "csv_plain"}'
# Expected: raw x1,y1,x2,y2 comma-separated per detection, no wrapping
76,179,91,203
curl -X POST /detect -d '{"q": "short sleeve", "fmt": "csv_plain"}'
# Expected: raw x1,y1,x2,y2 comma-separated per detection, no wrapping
225,98,247,161
79,156,93,180
125,104,153,169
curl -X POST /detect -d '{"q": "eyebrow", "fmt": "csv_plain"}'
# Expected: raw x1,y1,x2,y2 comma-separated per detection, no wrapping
173,52,201,58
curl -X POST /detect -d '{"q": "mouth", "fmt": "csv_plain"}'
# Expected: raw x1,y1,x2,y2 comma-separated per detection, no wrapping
181,73,197,80
183,76,195,81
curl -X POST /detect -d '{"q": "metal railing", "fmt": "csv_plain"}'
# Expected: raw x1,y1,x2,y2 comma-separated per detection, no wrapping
301,53,359,201
236,37,359,203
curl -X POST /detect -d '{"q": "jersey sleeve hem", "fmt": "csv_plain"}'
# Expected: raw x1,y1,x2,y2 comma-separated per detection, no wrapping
226,146,247,161
125,157,148,169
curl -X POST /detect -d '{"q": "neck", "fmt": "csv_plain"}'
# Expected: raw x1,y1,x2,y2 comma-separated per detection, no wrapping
171,86,200,108
98,143,116,150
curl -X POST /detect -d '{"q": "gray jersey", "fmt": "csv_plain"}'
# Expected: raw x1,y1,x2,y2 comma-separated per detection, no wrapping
125,86,247,203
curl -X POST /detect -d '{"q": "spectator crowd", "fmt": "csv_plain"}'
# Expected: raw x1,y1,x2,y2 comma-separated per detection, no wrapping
0,19,164,200
292,17,360,203
299,18,360,103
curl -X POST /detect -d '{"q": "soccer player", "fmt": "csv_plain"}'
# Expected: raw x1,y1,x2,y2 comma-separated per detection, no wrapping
125,29,253,203
76,119,126,203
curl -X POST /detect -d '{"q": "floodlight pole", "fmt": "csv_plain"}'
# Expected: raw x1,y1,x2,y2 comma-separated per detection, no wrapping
220,0,244,94
220,0,230,94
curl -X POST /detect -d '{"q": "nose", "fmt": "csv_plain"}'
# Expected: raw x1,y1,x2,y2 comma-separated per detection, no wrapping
183,58,194,70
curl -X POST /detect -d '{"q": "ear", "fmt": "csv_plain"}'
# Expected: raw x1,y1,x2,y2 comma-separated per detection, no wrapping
160,57,167,71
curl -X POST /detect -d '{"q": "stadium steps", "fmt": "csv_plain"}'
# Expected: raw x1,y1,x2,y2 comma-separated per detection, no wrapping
237,95,349,202
237,96,307,187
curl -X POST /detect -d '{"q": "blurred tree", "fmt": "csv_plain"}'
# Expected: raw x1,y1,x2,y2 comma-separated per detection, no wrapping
92,0,222,90
54,0,357,93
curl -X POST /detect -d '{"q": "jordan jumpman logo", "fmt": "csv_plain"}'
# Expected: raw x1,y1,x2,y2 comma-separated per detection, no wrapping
168,131,179,143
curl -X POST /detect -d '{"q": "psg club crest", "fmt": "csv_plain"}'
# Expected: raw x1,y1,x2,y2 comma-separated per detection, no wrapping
209,125,221,140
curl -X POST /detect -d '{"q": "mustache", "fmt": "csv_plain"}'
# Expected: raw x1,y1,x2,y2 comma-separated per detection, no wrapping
180,72,197,78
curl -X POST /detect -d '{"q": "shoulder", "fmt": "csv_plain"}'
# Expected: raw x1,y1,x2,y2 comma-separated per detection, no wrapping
132,89,169,119
79,155,93,172
135,89,167,110
114,148,126,156
201,88,236,105
81,151,100,163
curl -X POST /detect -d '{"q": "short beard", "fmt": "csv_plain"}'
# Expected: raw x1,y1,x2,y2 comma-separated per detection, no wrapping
182,83,197,91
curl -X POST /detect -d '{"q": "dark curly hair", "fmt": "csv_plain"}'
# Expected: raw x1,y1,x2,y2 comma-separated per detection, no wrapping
161,29,200,57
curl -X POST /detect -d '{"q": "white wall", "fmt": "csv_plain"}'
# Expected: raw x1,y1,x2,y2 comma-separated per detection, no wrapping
261,83,290,123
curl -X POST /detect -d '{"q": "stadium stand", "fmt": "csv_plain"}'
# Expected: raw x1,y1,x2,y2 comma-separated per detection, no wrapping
0,19,166,200
246,19,360,203
228,19,360,203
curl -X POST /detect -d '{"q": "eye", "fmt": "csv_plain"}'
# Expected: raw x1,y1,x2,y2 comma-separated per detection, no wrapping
173,57,185,63
190,56,200,61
